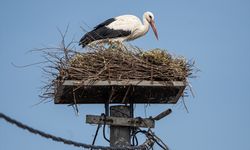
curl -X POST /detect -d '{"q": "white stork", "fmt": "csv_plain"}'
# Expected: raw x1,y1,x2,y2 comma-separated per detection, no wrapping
79,11,158,48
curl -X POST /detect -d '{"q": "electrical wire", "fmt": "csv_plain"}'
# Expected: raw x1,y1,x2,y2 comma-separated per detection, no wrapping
90,124,101,150
102,113,110,143
0,112,153,150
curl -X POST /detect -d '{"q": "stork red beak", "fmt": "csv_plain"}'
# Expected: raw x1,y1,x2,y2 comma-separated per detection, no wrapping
150,20,158,40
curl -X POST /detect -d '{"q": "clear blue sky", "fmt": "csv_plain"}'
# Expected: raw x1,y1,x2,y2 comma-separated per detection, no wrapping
1,0,250,150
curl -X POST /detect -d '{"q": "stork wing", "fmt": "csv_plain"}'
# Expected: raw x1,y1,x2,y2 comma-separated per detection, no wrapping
107,15,142,32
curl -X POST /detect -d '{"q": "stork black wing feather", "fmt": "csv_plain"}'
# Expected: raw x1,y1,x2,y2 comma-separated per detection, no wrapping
94,18,116,29
79,27,131,48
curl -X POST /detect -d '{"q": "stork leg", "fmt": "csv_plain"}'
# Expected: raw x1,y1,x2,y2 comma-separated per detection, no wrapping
108,40,126,51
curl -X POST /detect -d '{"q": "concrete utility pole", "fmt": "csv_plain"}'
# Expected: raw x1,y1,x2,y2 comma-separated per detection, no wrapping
110,105,131,147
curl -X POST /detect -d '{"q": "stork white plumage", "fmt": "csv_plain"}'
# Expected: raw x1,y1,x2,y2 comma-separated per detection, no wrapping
79,11,158,48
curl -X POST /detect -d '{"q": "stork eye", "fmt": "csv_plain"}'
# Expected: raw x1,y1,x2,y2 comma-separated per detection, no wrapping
149,15,152,19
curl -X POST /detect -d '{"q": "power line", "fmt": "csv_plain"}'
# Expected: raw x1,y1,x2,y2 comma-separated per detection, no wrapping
0,112,153,150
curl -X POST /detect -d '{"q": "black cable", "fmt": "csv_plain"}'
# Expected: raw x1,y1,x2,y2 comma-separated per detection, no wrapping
0,112,112,149
132,133,138,146
149,135,168,150
132,129,147,147
90,124,101,150
151,138,168,150
102,113,110,143
131,127,136,146
0,112,153,150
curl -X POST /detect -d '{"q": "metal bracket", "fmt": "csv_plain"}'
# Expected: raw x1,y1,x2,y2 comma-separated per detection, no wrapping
86,115,155,128
152,109,172,121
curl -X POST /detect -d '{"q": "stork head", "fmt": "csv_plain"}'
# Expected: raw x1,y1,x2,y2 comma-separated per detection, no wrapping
144,11,158,40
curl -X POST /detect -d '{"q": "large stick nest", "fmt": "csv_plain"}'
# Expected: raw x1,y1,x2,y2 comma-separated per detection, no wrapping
61,42,193,81
40,39,195,100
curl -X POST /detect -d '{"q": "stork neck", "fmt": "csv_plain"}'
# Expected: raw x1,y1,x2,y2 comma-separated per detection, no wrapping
142,16,150,33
